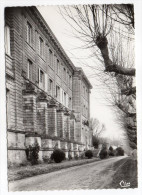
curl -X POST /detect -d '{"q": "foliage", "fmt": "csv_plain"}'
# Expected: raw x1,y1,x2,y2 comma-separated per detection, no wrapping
68,151,72,160
80,151,85,159
42,155,50,163
92,135,100,149
99,148,108,159
85,150,93,159
108,146,115,156
116,147,124,156
74,153,79,160
51,149,65,163
25,142,40,165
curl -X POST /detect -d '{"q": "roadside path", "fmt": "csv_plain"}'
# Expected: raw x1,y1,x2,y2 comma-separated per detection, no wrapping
9,156,126,191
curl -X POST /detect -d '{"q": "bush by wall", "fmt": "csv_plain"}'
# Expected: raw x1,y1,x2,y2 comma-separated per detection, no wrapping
85,150,93,159
25,142,40,165
51,149,65,163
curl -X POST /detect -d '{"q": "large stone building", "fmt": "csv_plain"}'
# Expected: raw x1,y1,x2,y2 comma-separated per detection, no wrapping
5,6,93,165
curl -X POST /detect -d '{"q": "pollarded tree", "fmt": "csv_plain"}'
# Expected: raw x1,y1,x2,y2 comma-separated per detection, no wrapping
60,4,136,149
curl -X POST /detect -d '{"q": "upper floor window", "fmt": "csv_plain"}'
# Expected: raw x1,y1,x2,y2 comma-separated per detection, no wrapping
49,79,53,96
69,97,72,109
39,37,44,57
27,22,32,45
5,25,11,55
83,86,85,96
40,70,44,83
38,68,45,90
67,72,69,85
49,49,53,68
64,92,66,106
63,68,66,81
56,59,60,75
6,89,11,128
69,75,72,88
27,60,33,81
84,105,85,116
56,85,60,101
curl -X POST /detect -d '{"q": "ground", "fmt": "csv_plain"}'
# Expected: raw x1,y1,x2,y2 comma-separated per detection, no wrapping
9,156,137,191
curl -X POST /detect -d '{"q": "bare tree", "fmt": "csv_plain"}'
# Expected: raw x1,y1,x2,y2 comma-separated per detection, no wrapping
60,4,136,149
90,118,106,148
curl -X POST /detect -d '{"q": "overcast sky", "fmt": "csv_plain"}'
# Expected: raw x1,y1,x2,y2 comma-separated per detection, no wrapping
37,5,126,141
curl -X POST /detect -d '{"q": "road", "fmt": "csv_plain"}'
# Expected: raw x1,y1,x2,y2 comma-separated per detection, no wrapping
9,156,126,191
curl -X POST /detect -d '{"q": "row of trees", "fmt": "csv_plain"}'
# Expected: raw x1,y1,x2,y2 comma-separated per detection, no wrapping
60,4,136,149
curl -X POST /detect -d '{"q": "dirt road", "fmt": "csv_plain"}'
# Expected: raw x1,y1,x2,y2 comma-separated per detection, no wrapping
9,156,126,191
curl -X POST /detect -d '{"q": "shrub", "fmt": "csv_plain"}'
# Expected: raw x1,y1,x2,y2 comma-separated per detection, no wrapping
68,153,72,160
99,148,108,159
85,150,93,159
108,150,115,156
74,153,79,160
109,146,113,152
80,152,85,159
51,149,65,163
116,147,124,156
108,146,115,156
26,142,40,165
42,155,50,163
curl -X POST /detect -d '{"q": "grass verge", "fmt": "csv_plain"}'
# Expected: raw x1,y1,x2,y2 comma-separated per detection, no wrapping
8,158,99,181
107,157,138,189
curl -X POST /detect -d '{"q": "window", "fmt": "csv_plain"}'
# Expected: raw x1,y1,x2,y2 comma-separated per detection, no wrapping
67,72,69,85
69,97,72,109
64,92,66,106
49,79,53,95
40,70,44,83
39,69,45,89
83,86,85,95
27,60,33,81
86,107,88,117
56,59,60,75
27,22,32,45
39,37,44,57
56,85,60,101
49,49,53,68
84,105,85,115
5,25,11,55
63,68,66,81
69,75,72,88
6,89,11,128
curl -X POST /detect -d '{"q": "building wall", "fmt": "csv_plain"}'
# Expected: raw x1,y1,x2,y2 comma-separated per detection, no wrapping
5,7,93,165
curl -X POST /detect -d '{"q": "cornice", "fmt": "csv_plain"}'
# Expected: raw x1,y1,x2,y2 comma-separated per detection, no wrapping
28,7,76,73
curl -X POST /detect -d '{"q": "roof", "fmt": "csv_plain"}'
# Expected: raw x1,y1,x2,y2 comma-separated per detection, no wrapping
76,67,93,89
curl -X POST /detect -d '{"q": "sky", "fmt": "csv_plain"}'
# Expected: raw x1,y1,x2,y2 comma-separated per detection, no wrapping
37,5,126,141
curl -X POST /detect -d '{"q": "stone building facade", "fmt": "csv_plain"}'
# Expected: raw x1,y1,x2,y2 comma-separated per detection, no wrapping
5,6,93,165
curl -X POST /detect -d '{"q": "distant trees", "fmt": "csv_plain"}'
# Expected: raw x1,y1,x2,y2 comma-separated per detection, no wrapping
60,4,136,149
90,118,106,148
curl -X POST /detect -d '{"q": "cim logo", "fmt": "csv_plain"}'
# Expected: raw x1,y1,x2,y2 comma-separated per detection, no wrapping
119,180,130,188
